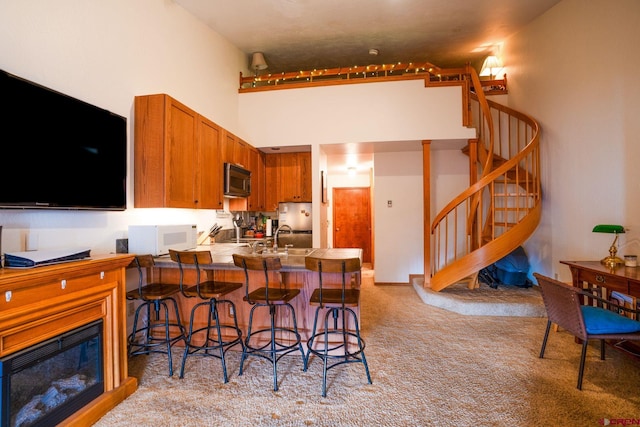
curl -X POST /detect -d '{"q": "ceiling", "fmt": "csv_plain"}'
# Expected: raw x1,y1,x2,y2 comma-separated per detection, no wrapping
173,0,560,174
174,0,560,74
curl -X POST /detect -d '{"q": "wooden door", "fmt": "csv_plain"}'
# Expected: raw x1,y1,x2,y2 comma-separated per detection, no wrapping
333,187,372,263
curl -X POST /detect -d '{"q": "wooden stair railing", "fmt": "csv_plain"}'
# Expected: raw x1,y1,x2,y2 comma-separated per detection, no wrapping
429,68,541,292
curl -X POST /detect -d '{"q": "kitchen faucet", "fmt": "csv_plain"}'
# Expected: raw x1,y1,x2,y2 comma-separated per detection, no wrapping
249,241,265,254
273,224,292,250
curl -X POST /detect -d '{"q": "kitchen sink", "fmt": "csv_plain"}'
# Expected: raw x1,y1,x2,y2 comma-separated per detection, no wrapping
282,248,315,256
257,248,315,256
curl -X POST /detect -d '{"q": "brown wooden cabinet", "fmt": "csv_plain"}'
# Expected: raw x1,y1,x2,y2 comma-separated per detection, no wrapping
222,130,249,169
247,146,265,211
228,146,266,212
264,153,280,211
0,254,136,426
198,116,224,209
134,94,223,209
265,152,312,204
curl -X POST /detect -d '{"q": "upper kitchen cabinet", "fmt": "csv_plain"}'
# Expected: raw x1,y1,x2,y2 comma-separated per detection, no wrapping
265,152,312,205
247,146,266,211
222,130,249,169
280,152,312,202
198,116,224,209
228,145,266,212
264,153,280,211
134,94,223,209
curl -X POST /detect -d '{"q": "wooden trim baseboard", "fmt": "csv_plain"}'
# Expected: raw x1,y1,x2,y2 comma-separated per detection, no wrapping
374,282,411,286
409,274,424,285
63,376,138,426
375,274,425,287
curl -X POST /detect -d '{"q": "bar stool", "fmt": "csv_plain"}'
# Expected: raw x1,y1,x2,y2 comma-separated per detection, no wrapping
232,253,307,391
169,249,244,383
126,254,186,376
305,256,372,397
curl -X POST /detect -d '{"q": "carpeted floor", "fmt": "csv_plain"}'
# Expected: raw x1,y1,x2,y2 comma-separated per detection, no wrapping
414,279,547,317
94,270,640,426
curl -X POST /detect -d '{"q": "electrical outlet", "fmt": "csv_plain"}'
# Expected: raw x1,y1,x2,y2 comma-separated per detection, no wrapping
127,301,135,316
26,232,38,251
228,304,235,318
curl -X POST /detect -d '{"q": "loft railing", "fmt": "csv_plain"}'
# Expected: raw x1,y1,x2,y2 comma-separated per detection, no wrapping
238,62,507,94
429,66,541,292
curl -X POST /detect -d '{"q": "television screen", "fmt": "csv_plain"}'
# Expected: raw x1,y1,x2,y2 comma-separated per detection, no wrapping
0,69,127,210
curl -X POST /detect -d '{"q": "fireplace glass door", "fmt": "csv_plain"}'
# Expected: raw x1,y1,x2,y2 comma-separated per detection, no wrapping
1,319,104,427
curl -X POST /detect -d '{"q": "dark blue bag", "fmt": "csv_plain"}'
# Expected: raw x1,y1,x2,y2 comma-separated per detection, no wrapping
479,246,532,288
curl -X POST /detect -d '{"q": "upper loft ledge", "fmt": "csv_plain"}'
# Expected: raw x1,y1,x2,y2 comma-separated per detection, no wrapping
239,62,508,94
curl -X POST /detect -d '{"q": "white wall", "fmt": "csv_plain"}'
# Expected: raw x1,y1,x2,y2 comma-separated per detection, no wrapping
374,152,424,282
239,81,474,147
504,0,640,281
0,0,247,254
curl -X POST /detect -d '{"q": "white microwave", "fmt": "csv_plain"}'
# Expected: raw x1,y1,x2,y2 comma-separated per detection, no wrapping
128,224,197,256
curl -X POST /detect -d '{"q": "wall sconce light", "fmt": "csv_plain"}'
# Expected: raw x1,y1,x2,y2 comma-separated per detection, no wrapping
250,52,268,76
479,55,504,79
593,224,626,268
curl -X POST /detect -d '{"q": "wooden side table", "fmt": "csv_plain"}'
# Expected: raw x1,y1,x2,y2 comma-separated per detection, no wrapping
560,260,640,299
560,260,640,354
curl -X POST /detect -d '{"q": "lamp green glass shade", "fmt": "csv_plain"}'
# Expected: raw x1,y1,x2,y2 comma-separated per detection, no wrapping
593,224,625,267
592,224,625,234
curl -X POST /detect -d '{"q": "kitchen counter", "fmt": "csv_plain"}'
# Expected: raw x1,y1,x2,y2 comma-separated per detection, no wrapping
145,245,364,350
153,244,363,271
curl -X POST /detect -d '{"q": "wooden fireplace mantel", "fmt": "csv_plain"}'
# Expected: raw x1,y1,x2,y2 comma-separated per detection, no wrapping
0,253,137,426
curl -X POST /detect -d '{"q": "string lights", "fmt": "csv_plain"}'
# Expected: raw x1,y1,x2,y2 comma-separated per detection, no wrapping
240,61,447,88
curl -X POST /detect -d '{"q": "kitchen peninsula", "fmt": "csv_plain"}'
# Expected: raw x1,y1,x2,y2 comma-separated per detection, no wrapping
150,245,363,346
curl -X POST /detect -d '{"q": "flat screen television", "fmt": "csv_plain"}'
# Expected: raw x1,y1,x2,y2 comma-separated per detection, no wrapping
0,69,127,210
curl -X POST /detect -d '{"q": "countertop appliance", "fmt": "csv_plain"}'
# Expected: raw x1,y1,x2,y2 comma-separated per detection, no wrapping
277,202,312,248
224,163,251,198
128,224,197,256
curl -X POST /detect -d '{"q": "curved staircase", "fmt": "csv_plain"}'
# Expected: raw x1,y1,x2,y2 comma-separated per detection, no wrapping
429,67,541,292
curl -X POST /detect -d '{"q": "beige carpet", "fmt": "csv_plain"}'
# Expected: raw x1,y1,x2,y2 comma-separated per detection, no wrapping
95,270,640,426
414,280,547,317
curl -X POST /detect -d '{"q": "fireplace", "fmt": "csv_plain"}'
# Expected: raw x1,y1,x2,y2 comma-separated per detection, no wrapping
0,320,104,427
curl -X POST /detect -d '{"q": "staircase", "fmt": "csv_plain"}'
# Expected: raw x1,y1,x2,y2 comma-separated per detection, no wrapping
429,67,541,292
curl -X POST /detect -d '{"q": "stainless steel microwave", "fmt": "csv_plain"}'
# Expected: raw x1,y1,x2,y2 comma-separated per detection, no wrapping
224,163,251,197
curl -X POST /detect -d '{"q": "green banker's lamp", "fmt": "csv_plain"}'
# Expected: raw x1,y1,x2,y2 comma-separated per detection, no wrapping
592,224,625,268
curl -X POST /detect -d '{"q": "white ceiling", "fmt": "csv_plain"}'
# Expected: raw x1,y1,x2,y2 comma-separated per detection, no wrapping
173,0,560,174
174,0,560,73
